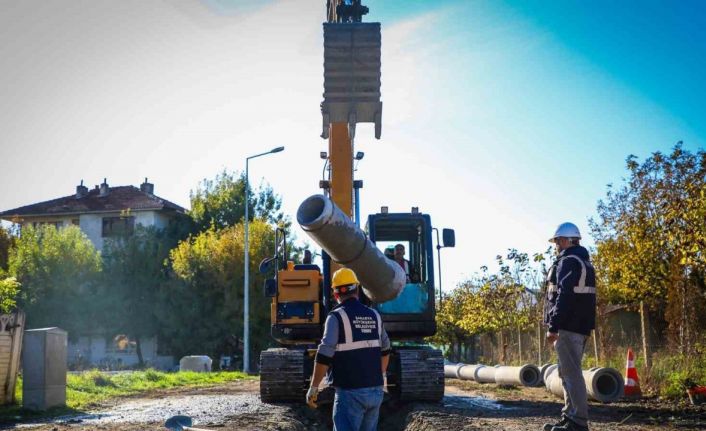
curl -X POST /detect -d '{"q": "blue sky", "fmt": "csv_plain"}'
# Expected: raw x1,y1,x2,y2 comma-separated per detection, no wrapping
0,0,703,289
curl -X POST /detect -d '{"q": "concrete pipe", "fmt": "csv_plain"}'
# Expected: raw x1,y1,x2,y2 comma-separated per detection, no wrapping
538,363,553,385
474,365,497,383
543,364,558,384
584,367,624,403
457,364,486,381
444,363,464,379
544,366,624,403
494,364,542,387
297,194,405,303
544,365,563,396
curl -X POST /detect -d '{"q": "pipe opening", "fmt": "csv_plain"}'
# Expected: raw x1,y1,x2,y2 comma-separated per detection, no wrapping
521,368,539,385
297,195,326,226
596,373,619,396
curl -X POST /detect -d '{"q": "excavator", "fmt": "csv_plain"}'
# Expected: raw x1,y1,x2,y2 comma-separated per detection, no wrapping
259,0,455,403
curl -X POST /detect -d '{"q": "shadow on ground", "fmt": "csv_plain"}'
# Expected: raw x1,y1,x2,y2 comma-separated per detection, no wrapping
0,404,87,428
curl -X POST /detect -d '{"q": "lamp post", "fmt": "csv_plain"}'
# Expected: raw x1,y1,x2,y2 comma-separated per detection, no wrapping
432,227,455,309
243,146,284,373
433,227,445,308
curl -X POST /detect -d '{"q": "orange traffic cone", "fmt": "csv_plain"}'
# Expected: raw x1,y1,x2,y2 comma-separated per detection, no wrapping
624,348,642,398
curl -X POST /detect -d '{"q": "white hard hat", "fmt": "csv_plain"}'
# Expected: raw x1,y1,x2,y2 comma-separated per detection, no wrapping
549,222,581,242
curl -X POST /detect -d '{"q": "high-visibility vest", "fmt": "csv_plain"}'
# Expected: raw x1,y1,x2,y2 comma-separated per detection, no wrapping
328,299,384,389
544,248,597,335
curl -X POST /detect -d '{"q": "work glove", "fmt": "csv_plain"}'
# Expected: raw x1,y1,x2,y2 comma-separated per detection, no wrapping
306,386,319,408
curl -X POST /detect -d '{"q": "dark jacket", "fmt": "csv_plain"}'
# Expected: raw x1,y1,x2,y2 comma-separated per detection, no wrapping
544,245,596,336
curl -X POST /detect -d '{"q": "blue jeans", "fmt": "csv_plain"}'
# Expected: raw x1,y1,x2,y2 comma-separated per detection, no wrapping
333,386,384,431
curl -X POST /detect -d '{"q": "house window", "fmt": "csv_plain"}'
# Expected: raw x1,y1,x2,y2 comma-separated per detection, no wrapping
72,219,79,226
102,216,135,237
104,335,136,358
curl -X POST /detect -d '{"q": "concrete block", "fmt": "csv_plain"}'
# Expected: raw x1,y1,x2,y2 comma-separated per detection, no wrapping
22,327,67,410
179,355,212,372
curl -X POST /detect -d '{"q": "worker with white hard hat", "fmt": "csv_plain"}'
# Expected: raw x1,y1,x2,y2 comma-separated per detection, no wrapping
543,222,596,431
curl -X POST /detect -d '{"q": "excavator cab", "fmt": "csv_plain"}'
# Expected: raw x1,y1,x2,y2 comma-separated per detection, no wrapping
367,210,454,339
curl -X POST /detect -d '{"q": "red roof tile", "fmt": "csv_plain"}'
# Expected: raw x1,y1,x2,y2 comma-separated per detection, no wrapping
0,186,186,219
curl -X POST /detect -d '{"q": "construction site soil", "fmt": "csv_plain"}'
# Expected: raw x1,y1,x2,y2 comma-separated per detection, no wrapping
10,378,706,430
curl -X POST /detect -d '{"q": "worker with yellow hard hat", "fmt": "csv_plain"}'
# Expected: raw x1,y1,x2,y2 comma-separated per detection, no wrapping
307,267,391,431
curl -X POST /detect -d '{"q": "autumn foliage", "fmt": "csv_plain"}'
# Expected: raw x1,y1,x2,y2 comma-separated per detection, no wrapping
591,144,706,355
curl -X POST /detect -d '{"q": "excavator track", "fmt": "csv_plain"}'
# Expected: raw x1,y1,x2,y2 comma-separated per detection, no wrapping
395,348,445,401
260,348,308,403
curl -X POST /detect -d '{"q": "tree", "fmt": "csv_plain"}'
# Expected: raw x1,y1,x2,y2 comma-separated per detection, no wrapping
434,249,543,363
456,252,535,336
9,225,102,335
168,219,276,368
189,169,288,233
432,283,476,362
0,225,14,273
0,277,20,313
101,226,176,366
590,144,706,354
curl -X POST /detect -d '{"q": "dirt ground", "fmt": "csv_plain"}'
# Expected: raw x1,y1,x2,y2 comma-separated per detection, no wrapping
8,378,706,431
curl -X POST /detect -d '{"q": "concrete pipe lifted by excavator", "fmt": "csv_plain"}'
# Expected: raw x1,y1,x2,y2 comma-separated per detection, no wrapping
258,0,455,404
297,194,406,303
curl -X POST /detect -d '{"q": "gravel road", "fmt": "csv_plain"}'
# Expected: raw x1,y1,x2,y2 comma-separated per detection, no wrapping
10,379,706,430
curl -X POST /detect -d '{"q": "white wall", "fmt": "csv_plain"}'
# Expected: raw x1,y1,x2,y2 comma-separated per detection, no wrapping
68,335,175,370
22,209,177,252
134,211,156,228
79,213,105,251
152,212,171,230
77,210,171,251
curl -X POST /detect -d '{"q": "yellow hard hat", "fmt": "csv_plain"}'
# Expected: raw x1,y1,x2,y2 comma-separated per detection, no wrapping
331,268,359,292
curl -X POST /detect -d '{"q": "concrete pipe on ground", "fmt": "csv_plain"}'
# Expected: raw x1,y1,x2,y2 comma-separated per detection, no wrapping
444,363,464,379
474,365,498,383
543,364,558,384
538,363,553,385
297,194,405,303
544,366,624,403
494,364,542,387
584,367,625,403
544,365,562,395
457,364,485,381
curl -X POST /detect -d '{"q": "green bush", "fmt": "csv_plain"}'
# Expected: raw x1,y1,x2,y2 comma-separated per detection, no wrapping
144,369,163,382
91,372,116,388
596,349,706,400
0,277,19,313
652,351,706,399
661,370,692,399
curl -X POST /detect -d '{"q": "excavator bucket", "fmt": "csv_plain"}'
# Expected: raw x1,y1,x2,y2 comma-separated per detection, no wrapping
321,23,382,140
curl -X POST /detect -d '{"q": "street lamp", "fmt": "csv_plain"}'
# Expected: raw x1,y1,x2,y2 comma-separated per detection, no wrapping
432,227,455,309
433,228,444,308
243,146,284,373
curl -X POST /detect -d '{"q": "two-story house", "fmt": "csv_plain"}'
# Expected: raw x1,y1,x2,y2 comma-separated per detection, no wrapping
0,178,185,251
0,178,186,369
